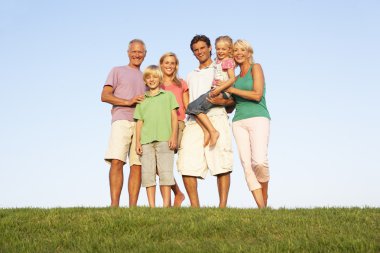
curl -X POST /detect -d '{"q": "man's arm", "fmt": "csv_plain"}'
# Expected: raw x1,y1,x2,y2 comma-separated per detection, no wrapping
207,96,235,113
101,85,144,106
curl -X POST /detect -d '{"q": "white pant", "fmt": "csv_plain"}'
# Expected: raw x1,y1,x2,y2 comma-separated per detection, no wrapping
232,117,270,191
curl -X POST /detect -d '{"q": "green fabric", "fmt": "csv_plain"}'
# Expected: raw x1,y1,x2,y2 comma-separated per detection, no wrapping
134,90,179,144
232,65,271,122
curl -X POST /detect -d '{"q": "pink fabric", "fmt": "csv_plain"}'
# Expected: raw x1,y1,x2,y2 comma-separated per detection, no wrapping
220,58,235,70
104,65,147,122
160,80,188,121
232,117,270,191
213,58,235,86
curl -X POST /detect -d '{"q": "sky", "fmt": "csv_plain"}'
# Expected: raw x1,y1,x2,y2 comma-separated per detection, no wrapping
0,0,379,208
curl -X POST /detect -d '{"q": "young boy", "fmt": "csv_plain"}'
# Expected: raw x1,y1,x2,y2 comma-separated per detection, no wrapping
134,65,179,207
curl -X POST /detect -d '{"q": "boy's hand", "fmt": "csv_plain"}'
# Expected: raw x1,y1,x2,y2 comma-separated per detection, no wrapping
136,142,143,155
168,136,177,150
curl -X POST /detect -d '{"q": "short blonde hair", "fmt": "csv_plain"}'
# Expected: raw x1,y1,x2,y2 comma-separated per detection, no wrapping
143,65,163,84
234,39,255,64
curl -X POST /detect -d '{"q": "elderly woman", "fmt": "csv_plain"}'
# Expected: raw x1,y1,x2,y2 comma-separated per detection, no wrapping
227,39,271,208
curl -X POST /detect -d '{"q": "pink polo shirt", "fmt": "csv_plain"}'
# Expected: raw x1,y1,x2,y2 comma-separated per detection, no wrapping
104,65,146,123
160,79,188,121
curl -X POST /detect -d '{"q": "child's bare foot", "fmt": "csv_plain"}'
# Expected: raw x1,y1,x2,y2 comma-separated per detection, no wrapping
173,193,185,207
203,131,210,147
209,131,220,147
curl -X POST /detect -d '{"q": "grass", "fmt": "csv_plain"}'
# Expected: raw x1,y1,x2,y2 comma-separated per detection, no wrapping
0,207,379,252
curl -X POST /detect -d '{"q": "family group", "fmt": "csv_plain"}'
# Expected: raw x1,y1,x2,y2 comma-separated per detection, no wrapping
101,34,270,209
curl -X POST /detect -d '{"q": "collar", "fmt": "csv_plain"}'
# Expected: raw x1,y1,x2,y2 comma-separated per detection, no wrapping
194,61,214,72
144,89,165,97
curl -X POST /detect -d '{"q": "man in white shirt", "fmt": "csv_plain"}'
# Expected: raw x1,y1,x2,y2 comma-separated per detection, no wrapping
177,35,234,207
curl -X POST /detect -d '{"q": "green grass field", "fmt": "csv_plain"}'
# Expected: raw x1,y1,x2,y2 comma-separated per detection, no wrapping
0,207,379,252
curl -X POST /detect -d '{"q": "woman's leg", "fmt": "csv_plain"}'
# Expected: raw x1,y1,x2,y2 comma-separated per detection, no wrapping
248,117,270,208
232,120,264,208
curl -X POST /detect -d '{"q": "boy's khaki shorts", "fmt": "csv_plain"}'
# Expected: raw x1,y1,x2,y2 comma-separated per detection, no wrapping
104,120,141,166
177,108,233,178
141,141,175,187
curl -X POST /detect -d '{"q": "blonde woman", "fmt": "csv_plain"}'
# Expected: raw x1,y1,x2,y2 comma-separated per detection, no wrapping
227,39,271,208
159,52,188,207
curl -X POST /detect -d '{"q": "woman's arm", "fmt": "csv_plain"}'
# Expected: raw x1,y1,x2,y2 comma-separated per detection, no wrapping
211,68,236,97
227,64,265,102
182,90,189,110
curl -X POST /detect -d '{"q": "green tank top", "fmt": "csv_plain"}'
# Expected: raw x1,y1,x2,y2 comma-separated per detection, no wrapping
232,65,271,122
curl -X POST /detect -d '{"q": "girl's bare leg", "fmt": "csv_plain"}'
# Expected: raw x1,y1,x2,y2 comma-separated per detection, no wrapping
195,113,219,147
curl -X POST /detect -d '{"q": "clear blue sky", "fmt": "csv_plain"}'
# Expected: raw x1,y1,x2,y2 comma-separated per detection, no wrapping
1,0,379,208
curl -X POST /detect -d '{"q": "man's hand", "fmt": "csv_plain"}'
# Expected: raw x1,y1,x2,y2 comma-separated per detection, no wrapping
207,95,228,106
128,95,145,106
207,95,235,113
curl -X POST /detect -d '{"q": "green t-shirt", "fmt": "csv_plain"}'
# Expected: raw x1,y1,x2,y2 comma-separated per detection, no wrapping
134,90,179,144
232,65,271,122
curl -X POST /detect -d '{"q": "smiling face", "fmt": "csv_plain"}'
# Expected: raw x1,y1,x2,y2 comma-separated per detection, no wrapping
160,55,177,77
192,41,212,65
144,74,160,90
233,44,251,65
216,41,231,61
128,42,146,68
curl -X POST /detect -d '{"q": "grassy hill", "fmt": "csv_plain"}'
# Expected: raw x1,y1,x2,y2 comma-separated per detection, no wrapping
1,207,379,252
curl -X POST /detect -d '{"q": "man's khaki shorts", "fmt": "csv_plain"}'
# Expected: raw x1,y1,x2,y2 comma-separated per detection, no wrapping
104,120,141,166
177,108,233,178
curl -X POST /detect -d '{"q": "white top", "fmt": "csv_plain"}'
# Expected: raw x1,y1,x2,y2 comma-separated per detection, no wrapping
186,62,226,119
187,63,214,103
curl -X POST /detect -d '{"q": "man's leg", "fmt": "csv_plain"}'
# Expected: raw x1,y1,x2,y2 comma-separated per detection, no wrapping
217,172,230,208
182,176,200,207
109,159,124,207
128,164,141,207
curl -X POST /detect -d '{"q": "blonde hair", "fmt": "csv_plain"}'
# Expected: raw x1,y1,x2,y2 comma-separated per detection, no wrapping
215,35,234,58
234,39,255,64
159,52,182,87
143,65,163,84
